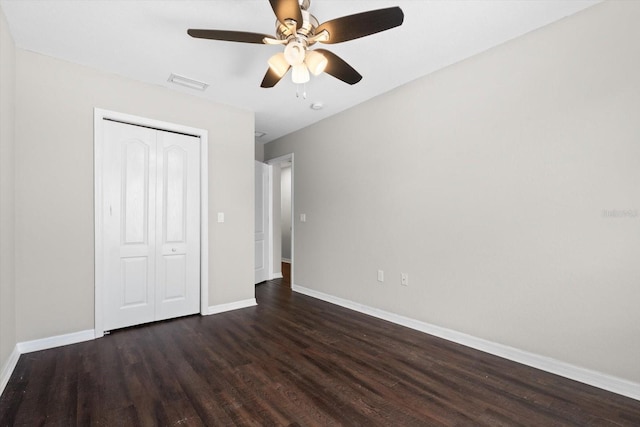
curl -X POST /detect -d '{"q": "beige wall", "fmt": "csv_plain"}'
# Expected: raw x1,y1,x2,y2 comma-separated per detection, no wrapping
266,1,640,383
0,5,16,369
14,49,255,342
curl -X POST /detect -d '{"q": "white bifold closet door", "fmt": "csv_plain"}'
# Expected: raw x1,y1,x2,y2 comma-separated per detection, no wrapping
102,120,200,331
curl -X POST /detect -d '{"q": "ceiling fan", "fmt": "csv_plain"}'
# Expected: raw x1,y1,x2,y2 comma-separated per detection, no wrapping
188,0,404,88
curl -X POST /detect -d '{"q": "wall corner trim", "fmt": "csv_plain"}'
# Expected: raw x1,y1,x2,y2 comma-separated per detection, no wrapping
291,284,640,402
206,298,257,315
0,346,21,397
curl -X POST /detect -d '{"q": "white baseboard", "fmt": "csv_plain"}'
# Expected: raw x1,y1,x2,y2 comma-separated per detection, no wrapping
207,298,257,315
17,329,95,354
292,284,640,402
272,272,283,279
0,346,20,397
2,297,257,394
282,259,291,264
2,329,95,397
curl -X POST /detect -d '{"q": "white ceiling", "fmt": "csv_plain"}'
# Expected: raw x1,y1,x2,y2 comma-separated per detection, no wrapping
1,0,600,143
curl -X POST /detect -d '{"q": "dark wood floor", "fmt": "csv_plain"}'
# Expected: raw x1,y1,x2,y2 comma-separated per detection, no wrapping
2,280,639,426
282,261,291,286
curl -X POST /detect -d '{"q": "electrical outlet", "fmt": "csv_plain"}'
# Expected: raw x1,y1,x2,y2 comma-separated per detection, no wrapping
401,273,408,286
377,270,384,282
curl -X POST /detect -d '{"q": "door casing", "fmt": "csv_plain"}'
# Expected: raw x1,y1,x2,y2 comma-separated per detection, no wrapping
255,161,270,284
94,108,209,338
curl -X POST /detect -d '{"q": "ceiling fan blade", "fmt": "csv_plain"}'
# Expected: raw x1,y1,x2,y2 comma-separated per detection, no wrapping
315,49,362,85
316,7,404,44
188,29,272,44
261,66,290,88
269,0,303,27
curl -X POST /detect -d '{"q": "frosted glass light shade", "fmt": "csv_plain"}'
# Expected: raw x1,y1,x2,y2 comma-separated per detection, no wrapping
305,50,327,76
292,64,310,84
284,41,306,66
268,53,289,77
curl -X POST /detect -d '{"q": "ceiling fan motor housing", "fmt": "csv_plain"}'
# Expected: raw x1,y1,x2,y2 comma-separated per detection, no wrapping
298,0,311,11
276,10,319,42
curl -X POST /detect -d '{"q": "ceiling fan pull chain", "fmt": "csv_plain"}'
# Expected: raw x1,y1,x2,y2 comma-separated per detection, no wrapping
295,84,307,99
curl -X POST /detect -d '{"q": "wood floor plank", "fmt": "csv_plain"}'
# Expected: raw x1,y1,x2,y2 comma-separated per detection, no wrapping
1,279,639,426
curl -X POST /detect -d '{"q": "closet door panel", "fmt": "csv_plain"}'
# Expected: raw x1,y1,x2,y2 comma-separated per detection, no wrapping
103,121,157,330
155,130,201,320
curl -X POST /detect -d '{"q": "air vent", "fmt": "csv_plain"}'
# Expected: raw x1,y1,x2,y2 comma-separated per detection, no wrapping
167,73,209,91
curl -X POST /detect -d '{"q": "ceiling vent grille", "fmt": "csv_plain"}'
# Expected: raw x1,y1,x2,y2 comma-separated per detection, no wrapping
168,73,209,91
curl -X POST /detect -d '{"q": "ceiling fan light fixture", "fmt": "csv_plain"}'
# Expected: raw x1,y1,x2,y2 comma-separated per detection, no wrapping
268,52,289,77
188,2,405,89
292,63,310,84
284,41,306,66
305,50,327,76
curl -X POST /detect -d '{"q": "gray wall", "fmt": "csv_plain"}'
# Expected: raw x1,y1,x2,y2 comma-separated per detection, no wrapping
266,1,640,384
0,5,16,372
13,49,255,342
255,141,264,162
280,166,292,260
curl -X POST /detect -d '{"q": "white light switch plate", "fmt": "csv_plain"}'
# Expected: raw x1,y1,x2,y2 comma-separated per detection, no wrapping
217,212,224,223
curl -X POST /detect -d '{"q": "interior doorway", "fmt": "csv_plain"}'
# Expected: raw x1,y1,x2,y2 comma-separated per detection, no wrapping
267,154,294,287
280,162,292,285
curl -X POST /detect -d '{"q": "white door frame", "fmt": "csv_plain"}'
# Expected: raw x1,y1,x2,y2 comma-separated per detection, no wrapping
266,164,274,281
266,153,294,285
255,161,271,284
94,108,209,338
